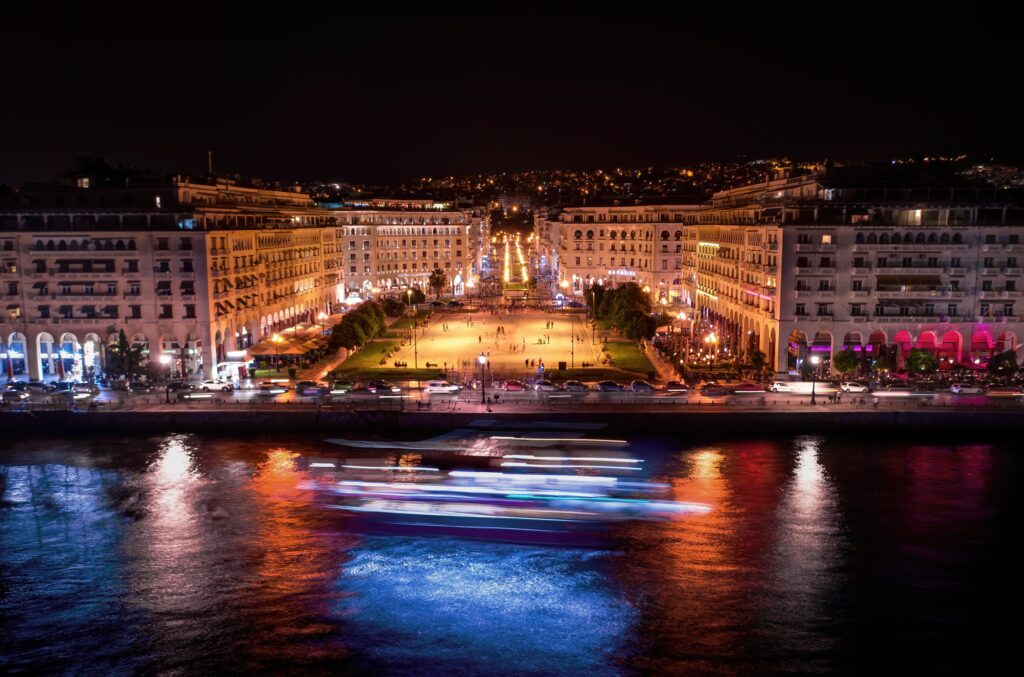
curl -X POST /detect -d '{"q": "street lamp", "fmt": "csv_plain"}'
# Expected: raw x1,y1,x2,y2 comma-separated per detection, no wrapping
478,353,487,406
704,332,718,369
272,334,284,372
810,354,820,404
159,354,172,403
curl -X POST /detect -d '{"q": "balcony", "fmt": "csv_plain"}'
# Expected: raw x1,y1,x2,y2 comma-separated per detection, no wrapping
981,268,1000,276
1004,267,1022,276
852,266,871,274
794,290,813,298
982,243,1005,252
851,289,872,297
818,267,836,274
795,267,814,274
946,267,968,275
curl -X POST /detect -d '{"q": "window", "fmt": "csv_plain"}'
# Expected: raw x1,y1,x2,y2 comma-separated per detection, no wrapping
820,257,832,268
984,257,995,267
795,303,806,316
1009,257,1018,267
106,283,117,295
948,304,957,317
854,257,865,268
1004,304,1014,317
983,280,993,291
159,305,173,319
184,305,196,318
986,234,996,244
852,280,863,291
951,257,961,267
950,280,959,291
156,238,169,251
850,304,864,316
980,303,990,316
821,234,832,244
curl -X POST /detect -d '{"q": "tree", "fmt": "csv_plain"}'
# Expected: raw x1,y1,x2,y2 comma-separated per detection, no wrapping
105,329,143,381
620,309,657,340
872,354,894,374
987,349,1018,379
428,268,448,299
406,287,426,305
905,348,938,375
832,348,860,375
381,297,405,317
749,348,768,378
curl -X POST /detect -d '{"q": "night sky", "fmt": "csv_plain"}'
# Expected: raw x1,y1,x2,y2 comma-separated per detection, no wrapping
1,7,1020,186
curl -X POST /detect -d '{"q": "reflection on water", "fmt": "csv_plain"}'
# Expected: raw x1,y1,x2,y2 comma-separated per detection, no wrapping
339,537,633,675
0,434,1017,674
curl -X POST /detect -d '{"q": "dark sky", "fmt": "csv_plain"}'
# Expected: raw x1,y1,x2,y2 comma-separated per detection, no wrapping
1,6,1020,186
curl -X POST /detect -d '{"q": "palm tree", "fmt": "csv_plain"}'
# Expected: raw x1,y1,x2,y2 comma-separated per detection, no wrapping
428,267,447,299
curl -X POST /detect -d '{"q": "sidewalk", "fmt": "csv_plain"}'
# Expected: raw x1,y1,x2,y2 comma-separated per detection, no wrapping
644,344,679,382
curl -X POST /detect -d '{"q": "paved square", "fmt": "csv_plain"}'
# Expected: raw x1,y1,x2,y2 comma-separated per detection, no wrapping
393,310,603,377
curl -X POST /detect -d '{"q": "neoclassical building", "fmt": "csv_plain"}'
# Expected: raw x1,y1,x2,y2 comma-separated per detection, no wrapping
1,169,344,382
536,164,1024,374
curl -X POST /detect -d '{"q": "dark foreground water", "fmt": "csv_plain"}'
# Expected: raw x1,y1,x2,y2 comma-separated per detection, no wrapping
0,433,1017,675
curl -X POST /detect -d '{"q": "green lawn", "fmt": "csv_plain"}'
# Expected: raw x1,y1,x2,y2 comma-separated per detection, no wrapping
333,339,402,372
603,340,655,374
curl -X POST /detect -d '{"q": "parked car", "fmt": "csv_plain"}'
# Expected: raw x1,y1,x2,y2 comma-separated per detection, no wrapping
424,380,461,394
700,383,729,397
197,379,233,392
566,300,585,308
447,300,464,307
23,380,56,394
429,301,445,308
949,383,986,395
295,381,328,396
329,380,355,394
664,380,690,392
1,389,31,403
366,379,400,394
562,380,589,392
596,381,625,392
630,380,656,393
840,381,871,393
986,385,1023,397
732,382,764,394
127,381,157,393
533,379,559,392
502,379,529,392
166,381,195,392
769,381,794,393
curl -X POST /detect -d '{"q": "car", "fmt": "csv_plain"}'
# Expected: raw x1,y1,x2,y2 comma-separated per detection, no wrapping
500,380,528,392
23,380,56,394
596,381,625,392
841,381,871,393
366,380,400,394
429,301,445,308
986,385,1023,397
665,380,690,392
566,300,585,308
329,380,355,395
424,380,461,394
295,381,328,396
949,383,986,395
255,382,289,395
769,381,794,393
166,381,195,392
875,384,915,396
562,380,589,392
1,389,31,403
533,379,559,392
732,382,764,394
700,383,729,397
127,381,157,393
630,380,656,393
447,300,464,307
197,379,233,392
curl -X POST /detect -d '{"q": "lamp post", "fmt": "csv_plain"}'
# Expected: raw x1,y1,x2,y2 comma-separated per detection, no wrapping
272,334,284,372
159,354,172,403
478,353,487,406
704,332,718,369
810,354,820,404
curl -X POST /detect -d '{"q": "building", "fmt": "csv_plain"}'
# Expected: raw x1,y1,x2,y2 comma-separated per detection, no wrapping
326,204,489,298
536,164,1024,374
541,203,702,303
1,163,344,382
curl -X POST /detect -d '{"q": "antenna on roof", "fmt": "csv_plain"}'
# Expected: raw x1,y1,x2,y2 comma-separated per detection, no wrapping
208,150,213,177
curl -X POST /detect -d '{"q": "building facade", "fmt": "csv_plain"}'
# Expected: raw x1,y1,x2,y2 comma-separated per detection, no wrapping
329,205,489,297
536,166,1024,374
1,172,344,382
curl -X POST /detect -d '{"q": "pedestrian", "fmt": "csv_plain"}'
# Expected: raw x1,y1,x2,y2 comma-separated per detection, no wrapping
479,335,482,343
525,358,529,368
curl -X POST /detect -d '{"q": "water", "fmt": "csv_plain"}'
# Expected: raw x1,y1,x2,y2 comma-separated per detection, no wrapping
0,434,1017,675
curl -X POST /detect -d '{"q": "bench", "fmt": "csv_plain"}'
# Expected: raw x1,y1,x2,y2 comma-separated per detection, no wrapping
417,401,432,410
425,362,438,368
393,361,408,368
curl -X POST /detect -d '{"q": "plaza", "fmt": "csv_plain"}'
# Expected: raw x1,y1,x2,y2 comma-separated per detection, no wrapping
392,309,603,379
